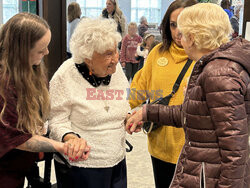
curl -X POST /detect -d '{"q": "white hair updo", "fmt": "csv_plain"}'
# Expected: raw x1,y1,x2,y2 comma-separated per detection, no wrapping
70,17,122,64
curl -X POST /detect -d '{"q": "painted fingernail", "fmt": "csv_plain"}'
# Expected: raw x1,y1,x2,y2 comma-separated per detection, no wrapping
129,123,133,129
75,156,78,160
138,122,142,125
64,153,67,155
69,157,72,160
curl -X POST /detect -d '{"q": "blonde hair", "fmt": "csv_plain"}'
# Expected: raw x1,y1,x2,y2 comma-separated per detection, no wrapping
177,3,233,50
0,13,50,135
109,0,119,12
70,18,121,63
68,2,81,23
128,22,137,29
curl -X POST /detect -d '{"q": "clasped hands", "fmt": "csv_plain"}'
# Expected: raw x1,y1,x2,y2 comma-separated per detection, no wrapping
124,108,144,135
62,135,91,162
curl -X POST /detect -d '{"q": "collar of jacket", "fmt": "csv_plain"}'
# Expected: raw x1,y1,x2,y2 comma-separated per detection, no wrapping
196,38,250,75
102,9,116,18
75,63,111,87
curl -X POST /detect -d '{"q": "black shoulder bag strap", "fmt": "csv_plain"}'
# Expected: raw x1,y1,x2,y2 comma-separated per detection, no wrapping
153,58,193,105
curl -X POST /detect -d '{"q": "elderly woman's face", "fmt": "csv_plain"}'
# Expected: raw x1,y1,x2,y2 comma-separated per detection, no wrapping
181,34,191,56
106,0,115,14
86,47,119,77
170,7,184,47
180,33,196,60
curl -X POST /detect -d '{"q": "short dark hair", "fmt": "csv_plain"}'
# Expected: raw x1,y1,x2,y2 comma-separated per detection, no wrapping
220,0,230,9
159,0,197,52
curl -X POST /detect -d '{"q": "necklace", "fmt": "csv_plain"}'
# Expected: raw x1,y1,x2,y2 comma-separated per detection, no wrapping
92,75,110,112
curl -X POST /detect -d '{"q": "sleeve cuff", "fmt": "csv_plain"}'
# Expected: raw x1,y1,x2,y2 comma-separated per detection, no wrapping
61,132,81,142
142,105,147,121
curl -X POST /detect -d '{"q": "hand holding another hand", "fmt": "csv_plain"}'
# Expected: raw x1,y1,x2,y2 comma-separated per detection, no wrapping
125,109,144,135
63,135,91,162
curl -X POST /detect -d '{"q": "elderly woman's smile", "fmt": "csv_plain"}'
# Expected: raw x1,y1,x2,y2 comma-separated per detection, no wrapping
85,48,119,77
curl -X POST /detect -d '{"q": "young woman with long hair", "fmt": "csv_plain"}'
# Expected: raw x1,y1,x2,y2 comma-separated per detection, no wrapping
0,13,87,188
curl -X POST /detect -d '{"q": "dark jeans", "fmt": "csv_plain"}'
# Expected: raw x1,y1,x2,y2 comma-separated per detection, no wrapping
55,159,127,188
125,62,139,81
151,156,176,188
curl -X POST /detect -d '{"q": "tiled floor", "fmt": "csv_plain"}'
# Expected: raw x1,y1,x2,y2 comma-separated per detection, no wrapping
24,131,155,188
126,131,155,188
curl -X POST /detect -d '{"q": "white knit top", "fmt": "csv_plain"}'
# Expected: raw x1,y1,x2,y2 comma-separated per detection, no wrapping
49,59,130,168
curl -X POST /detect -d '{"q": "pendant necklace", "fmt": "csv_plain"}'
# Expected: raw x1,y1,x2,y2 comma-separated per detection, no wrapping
92,76,110,112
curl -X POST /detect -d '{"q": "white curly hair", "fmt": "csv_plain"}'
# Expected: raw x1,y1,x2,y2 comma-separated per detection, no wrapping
70,17,122,64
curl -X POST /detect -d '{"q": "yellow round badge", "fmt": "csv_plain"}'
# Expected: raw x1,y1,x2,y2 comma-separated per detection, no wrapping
157,57,168,66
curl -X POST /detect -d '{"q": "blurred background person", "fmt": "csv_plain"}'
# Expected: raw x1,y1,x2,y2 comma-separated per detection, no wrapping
129,0,197,187
136,32,155,70
230,5,242,38
148,40,161,53
221,0,233,19
102,0,127,38
120,22,142,81
138,16,149,38
49,18,130,188
67,2,82,58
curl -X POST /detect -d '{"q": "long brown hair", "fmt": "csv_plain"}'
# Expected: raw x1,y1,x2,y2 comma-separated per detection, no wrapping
159,0,197,52
68,2,81,23
0,12,50,135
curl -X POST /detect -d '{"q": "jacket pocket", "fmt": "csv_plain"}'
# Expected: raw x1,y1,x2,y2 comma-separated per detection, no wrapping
200,162,206,188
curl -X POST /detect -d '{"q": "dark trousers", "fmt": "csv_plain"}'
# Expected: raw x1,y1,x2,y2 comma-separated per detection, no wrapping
55,159,127,188
138,57,145,71
151,156,176,188
125,62,139,81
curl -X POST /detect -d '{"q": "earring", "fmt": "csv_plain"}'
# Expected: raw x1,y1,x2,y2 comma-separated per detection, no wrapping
89,71,92,76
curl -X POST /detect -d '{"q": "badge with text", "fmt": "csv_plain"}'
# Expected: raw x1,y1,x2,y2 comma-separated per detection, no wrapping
157,57,168,66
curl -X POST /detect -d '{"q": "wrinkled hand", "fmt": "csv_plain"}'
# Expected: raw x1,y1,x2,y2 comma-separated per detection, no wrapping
64,138,90,162
125,109,143,135
123,111,137,126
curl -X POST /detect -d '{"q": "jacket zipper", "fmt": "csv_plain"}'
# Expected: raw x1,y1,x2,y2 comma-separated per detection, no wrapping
200,162,206,188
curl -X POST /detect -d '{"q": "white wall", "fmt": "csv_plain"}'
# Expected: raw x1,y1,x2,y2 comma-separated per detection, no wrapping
119,0,173,25
161,0,173,23
119,0,131,23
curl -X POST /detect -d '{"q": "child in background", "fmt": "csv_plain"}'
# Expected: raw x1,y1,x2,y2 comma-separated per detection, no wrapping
148,40,160,53
120,22,142,81
136,33,155,70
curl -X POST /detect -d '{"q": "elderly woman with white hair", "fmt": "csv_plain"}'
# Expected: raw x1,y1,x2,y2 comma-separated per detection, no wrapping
49,18,130,188
126,3,250,188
